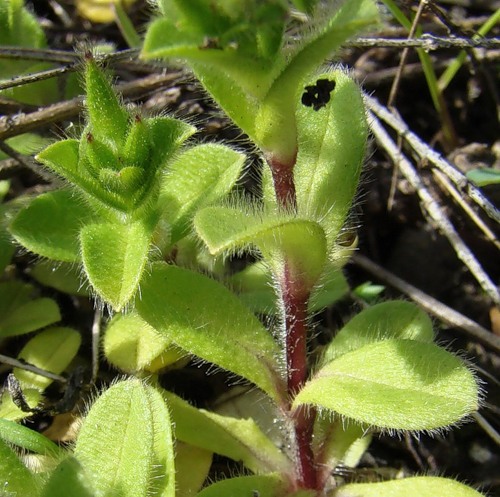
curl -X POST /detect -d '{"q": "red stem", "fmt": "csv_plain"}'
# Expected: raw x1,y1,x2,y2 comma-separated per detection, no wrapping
281,265,317,488
267,153,297,211
268,151,318,490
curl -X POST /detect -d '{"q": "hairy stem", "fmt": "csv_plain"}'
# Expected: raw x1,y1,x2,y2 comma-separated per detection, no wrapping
266,152,297,211
281,265,317,488
268,151,317,489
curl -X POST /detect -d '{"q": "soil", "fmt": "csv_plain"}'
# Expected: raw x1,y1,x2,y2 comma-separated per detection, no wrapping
1,1,499,495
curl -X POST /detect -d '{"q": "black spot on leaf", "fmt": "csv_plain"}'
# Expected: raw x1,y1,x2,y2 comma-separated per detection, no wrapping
301,78,336,111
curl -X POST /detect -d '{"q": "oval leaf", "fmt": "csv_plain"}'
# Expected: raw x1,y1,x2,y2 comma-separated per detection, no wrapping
336,476,485,497
10,189,93,262
80,219,153,310
74,379,175,497
136,263,284,402
160,143,245,243
195,206,327,289
104,312,184,373
41,457,95,497
294,70,368,248
320,300,434,365
294,339,479,430
15,327,81,391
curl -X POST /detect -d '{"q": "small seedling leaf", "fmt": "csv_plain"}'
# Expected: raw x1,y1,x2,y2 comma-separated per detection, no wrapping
80,218,154,310
10,189,93,262
104,312,184,373
320,300,434,365
336,476,486,497
294,339,478,430
14,327,81,392
163,390,292,475
41,457,95,497
30,260,89,296
136,263,284,402
74,379,175,497
0,297,60,338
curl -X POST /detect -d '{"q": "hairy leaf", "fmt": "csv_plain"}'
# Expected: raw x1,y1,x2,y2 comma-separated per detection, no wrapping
41,457,95,497
80,218,154,309
294,339,478,430
320,300,434,365
136,263,284,402
75,379,175,497
163,390,292,475
294,70,368,248
10,189,93,262
195,206,327,289
160,144,245,243
336,476,485,497
104,312,184,373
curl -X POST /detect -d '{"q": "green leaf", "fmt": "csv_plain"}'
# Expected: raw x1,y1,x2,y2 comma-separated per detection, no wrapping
294,70,368,248
41,457,95,497
35,140,88,191
80,218,154,310
0,438,40,497
320,300,434,365
74,379,175,497
0,281,60,337
195,206,327,289
196,474,293,497
0,297,60,338
103,312,184,373
163,390,292,475
353,281,385,301
312,415,371,472
336,476,486,497
309,264,350,311
466,167,500,187
10,189,94,262
229,261,278,314
160,144,245,243
84,58,129,147
0,134,50,160
136,263,284,402
0,387,42,421
30,260,89,296
230,261,349,314
255,0,378,158
294,339,479,430
0,418,64,457
15,327,81,392
175,443,212,497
